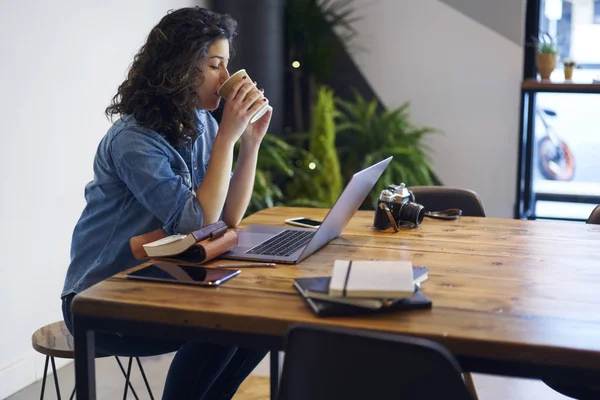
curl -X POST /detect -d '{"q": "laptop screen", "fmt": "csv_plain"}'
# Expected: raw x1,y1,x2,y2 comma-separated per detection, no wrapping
296,156,392,261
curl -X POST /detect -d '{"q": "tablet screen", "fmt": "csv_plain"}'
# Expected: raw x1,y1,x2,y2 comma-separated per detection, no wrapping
126,262,240,286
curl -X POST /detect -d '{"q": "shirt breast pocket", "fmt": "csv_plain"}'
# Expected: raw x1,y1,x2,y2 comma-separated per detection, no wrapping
172,168,192,189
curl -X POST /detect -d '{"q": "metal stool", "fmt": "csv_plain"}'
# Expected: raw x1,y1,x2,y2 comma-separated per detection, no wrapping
31,321,154,399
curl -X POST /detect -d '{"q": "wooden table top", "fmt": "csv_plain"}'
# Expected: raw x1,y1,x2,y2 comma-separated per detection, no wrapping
73,207,600,371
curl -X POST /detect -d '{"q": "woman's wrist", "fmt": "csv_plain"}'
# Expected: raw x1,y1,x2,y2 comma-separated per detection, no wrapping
214,131,238,149
241,135,262,151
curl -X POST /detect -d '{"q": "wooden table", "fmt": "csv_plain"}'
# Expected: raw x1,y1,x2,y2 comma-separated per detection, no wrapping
73,207,600,399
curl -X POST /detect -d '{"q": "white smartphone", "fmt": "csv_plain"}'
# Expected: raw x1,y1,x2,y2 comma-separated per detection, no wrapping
284,217,321,229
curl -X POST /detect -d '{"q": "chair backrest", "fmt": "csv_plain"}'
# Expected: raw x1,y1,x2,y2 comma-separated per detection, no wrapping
587,205,600,224
408,186,486,217
277,324,474,400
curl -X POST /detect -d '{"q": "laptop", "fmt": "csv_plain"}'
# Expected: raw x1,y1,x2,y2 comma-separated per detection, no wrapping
223,156,393,264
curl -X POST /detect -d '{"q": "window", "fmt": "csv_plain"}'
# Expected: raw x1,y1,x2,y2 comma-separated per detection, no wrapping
540,0,600,69
520,1,600,221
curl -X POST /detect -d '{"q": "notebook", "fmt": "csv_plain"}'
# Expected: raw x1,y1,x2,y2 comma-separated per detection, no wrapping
294,266,429,309
293,280,432,317
129,221,238,264
329,260,419,298
140,221,228,258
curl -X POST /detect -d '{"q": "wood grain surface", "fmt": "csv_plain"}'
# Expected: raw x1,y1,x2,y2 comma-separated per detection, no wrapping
72,207,600,371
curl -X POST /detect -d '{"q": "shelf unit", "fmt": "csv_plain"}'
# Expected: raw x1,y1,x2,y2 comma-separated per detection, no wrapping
516,79,600,220
514,1,600,220
522,79,600,93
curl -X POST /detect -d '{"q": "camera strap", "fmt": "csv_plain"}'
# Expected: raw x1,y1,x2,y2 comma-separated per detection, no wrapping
378,203,420,230
378,204,462,232
424,208,462,220
379,203,399,232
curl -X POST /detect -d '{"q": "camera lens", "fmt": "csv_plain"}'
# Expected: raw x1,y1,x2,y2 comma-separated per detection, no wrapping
397,202,425,227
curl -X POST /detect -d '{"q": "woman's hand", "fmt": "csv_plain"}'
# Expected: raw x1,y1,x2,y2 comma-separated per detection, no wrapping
242,95,272,148
218,77,265,144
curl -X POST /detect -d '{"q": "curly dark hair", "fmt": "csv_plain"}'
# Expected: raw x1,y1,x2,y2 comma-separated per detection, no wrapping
105,7,237,146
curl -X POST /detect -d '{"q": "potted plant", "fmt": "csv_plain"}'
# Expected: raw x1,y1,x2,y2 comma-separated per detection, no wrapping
533,33,558,80
233,134,317,215
306,86,343,205
563,58,576,80
335,90,438,209
283,86,344,208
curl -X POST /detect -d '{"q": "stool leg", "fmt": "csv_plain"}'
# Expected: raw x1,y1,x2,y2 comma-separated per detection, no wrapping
40,355,49,400
114,357,140,400
122,357,133,400
135,357,154,400
69,386,76,400
50,356,62,400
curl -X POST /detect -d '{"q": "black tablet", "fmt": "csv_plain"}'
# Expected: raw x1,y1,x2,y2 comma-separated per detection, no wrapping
126,262,240,286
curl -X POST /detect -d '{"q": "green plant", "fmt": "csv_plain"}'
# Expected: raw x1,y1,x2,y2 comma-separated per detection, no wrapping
336,90,438,208
285,0,360,131
282,87,343,208
307,86,343,205
532,32,558,55
235,134,317,215
285,0,359,83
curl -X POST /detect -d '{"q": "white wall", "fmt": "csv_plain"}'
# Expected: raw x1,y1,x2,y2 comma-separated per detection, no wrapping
348,0,525,218
0,1,204,397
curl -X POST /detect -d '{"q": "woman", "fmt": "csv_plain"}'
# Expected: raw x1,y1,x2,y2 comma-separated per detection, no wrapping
61,6,271,399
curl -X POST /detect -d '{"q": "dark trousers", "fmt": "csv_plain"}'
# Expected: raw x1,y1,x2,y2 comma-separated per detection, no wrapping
62,294,267,400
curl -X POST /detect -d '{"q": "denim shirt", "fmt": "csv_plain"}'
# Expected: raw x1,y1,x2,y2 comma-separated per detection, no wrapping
61,110,220,298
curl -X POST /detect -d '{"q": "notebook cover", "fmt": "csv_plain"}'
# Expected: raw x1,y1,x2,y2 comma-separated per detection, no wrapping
297,267,428,297
154,231,238,264
296,277,385,309
130,221,229,260
294,280,432,317
329,260,421,298
191,221,227,242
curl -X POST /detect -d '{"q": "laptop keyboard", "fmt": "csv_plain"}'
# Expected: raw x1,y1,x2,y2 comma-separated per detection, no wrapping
245,230,315,257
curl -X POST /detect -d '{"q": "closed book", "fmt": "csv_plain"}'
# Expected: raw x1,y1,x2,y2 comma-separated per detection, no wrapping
140,221,227,258
294,280,432,317
295,266,428,310
329,260,417,299
129,221,238,264
154,231,239,263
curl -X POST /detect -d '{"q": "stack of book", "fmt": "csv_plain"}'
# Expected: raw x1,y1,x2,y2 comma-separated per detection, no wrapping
293,260,431,317
129,221,239,264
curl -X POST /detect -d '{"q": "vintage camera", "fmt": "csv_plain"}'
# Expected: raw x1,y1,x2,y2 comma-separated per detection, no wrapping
373,183,425,230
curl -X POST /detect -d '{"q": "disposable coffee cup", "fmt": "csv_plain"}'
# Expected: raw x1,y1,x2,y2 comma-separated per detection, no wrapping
218,69,272,123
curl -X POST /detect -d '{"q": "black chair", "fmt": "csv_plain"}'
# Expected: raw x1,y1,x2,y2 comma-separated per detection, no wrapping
587,205,600,224
397,186,484,397
543,372,600,400
277,324,475,400
408,186,486,217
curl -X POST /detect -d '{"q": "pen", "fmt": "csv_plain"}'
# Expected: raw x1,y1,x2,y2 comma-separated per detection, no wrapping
212,263,277,268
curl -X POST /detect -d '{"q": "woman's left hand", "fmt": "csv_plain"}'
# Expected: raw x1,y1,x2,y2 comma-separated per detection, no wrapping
242,89,272,147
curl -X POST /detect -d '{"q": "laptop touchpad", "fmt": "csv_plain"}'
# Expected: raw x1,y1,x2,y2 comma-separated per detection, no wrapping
238,233,273,248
